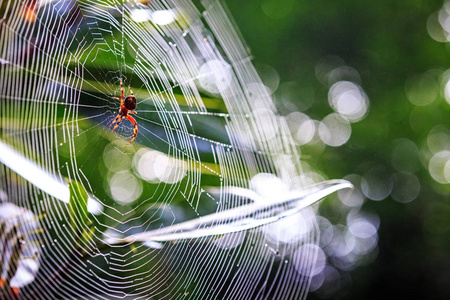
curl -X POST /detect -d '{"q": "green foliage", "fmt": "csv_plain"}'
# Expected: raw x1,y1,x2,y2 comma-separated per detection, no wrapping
68,180,89,229
68,180,94,247
228,0,449,298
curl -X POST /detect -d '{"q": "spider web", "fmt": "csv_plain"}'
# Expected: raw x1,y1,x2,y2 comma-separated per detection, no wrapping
0,0,351,299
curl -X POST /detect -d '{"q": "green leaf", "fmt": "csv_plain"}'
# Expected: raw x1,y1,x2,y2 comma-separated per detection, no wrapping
68,180,89,234
79,226,95,246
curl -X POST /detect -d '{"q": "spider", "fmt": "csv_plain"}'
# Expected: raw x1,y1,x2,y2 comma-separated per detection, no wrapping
109,80,138,144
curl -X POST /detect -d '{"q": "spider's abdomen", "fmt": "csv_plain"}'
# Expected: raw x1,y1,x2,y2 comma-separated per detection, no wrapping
124,95,137,110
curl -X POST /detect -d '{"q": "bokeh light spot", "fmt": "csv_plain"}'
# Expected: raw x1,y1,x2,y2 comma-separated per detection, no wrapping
318,216,334,248
247,83,273,107
349,219,377,239
151,10,176,25
315,265,341,296
361,166,393,201
338,174,365,208
103,142,132,172
319,113,351,147
134,149,161,182
255,63,280,93
266,214,311,244
286,112,315,145
252,108,279,140
250,173,289,199
326,66,361,86
429,150,450,184
293,244,326,277
130,9,152,23
328,225,356,258
427,125,450,154
438,2,450,40
110,170,143,204
405,73,438,106
391,172,420,203
444,79,450,105
198,60,232,94
427,10,447,42
154,154,188,184
328,81,369,122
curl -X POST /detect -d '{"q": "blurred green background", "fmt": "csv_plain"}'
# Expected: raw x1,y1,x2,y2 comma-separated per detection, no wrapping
1,0,450,298
225,0,450,298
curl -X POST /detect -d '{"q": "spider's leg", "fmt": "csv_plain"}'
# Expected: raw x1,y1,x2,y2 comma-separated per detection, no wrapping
128,85,135,96
126,115,138,144
109,114,120,127
109,115,122,132
120,80,124,105
111,118,122,133
128,110,137,114
112,97,120,101
13,287,20,298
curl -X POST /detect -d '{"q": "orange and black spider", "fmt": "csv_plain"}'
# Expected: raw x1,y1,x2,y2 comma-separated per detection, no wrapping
109,80,138,144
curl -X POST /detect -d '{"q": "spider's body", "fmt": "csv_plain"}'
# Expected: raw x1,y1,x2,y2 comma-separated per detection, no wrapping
124,95,137,111
110,81,138,144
